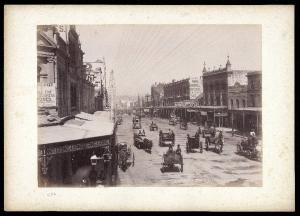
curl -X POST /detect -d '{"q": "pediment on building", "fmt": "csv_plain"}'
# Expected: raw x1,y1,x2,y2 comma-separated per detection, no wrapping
37,31,57,49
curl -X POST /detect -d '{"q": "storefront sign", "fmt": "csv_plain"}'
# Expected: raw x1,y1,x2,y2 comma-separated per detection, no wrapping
38,138,110,157
200,111,207,115
38,83,56,107
214,113,228,117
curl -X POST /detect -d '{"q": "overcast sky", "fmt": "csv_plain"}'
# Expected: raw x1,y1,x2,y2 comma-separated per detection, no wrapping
76,25,261,96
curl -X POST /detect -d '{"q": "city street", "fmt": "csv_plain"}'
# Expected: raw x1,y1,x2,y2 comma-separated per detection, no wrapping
116,115,262,187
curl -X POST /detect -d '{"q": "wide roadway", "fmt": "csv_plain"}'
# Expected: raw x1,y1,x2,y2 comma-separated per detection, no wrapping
116,115,262,186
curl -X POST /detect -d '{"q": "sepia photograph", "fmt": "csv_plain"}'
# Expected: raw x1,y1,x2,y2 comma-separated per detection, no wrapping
5,5,294,211
37,24,262,187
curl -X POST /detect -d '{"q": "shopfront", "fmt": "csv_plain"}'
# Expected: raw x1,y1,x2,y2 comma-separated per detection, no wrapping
38,111,117,187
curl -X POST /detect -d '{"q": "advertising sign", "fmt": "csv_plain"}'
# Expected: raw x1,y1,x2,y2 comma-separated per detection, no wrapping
189,77,201,100
214,112,228,117
38,83,56,107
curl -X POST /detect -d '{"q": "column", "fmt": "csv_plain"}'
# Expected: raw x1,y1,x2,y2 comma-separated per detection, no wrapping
231,112,234,136
256,112,259,136
242,111,245,136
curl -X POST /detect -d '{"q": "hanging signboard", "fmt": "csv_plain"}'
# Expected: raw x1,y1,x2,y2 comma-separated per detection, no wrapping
37,83,56,107
214,113,228,117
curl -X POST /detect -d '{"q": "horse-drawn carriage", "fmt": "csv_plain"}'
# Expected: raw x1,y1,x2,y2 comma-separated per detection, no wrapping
133,122,141,129
180,120,188,130
204,130,224,153
186,131,203,153
161,150,183,173
133,130,153,152
159,130,175,146
169,117,177,125
118,142,135,170
236,136,261,159
132,117,142,129
117,116,123,125
149,122,158,131
202,126,216,138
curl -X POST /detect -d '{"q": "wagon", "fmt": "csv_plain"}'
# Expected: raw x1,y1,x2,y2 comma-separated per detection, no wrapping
186,133,203,153
169,118,177,125
205,131,224,153
159,130,175,146
161,151,183,172
133,122,142,129
118,142,135,170
149,122,158,131
236,137,260,159
133,131,153,152
202,127,216,138
117,116,122,125
180,121,188,130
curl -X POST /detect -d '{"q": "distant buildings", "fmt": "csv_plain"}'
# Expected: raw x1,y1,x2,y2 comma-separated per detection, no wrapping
151,82,165,107
163,77,202,106
148,55,262,136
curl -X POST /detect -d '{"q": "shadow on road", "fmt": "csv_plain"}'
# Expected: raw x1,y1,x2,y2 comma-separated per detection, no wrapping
160,166,181,173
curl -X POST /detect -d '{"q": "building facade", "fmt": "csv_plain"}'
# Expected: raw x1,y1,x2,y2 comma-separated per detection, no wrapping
37,25,95,121
247,71,262,107
163,77,202,107
202,57,250,127
151,82,165,107
227,70,261,136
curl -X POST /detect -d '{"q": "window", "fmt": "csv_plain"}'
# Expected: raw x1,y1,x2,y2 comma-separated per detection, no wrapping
236,99,239,108
251,95,255,107
231,99,233,108
71,84,77,109
242,99,246,108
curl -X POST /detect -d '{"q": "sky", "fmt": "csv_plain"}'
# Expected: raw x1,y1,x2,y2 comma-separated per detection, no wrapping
76,25,261,97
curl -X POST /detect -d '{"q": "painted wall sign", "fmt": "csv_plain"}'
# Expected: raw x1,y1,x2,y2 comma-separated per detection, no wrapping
37,83,56,107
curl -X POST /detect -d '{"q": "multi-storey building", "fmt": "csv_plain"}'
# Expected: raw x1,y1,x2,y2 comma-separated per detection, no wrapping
37,25,95,124
227,70,262,136
163,77,202,106
202,57,250,127
151,82,165,107
247,71,262,107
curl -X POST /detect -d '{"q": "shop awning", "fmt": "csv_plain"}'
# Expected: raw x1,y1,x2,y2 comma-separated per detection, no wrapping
38,111,115,145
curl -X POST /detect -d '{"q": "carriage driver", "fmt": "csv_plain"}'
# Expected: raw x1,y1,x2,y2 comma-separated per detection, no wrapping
175,144,181,155
250,128,256,137
249,128,256,145
167,144,174,154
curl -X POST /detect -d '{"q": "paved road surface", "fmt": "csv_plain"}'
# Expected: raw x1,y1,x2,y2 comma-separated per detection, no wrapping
116,115,262,187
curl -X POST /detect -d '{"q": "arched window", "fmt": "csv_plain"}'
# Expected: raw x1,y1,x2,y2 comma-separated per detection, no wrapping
231,99,234,108
242,99,246,108
236,99,239,108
